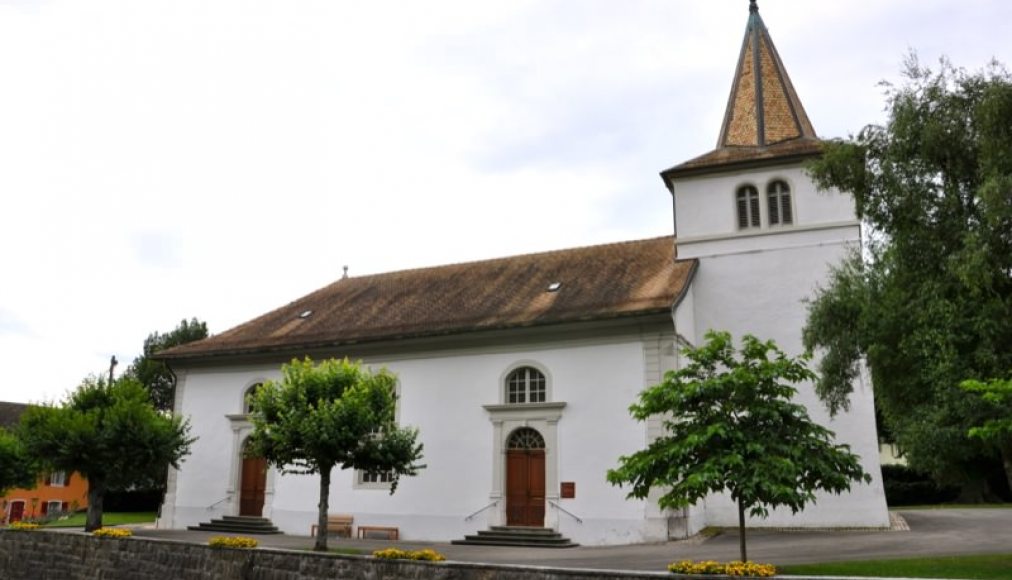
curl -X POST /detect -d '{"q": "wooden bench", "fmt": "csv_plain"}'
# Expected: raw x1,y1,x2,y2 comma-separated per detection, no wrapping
310,514,353,538
357,525,399,540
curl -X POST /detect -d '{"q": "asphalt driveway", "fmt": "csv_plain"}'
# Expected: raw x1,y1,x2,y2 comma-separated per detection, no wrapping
127,508,1011,571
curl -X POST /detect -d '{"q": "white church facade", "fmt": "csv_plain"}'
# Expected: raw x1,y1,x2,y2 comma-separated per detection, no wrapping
157,2,889,546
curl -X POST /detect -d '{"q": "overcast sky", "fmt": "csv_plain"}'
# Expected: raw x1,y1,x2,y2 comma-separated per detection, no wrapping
1,0,1009,405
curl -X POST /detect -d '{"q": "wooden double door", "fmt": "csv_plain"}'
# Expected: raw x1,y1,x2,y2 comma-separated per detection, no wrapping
506,449,546,527
239,455,267,516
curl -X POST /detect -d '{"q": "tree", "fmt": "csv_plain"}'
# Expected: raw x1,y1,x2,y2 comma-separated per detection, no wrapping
607,331,869,562
18,376,194,531
803,57,1012,497
125,318,208,412
246,357,424,552
0,428,37,496
962,378,1012,482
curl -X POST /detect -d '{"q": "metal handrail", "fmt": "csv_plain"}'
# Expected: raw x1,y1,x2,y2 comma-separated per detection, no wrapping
464,500,499,521
548,500,583,524
206,494,232,511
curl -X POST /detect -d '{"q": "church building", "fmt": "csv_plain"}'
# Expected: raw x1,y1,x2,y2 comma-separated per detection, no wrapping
157,2,889,546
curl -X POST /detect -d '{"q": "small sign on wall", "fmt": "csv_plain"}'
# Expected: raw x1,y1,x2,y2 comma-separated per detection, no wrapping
560,481,575,499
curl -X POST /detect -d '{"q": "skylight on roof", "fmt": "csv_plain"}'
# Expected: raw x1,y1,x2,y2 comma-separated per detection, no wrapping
299,310,313,319
547,282,562,292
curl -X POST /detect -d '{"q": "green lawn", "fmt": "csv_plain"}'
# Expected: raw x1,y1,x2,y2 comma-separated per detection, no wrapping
779,553,1012,579
41,511,156,528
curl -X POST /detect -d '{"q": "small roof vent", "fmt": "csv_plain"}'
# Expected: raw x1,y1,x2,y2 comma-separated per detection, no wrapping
299,310,313,319
546,282,562,292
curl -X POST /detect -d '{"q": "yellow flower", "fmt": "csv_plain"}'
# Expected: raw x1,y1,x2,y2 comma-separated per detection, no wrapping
92,527,133,538
208,535,258,548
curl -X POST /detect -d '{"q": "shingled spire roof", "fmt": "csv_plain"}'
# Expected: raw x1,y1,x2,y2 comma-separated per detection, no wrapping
662,0,822,180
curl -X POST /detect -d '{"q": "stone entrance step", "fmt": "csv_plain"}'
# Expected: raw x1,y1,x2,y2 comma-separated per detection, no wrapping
452,526,579,548
188,515,282,535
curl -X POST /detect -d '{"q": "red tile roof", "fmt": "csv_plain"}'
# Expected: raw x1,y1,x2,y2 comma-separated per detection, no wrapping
160,236,695,361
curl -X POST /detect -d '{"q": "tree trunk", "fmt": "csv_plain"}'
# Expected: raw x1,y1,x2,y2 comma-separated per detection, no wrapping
1000,443,1012,496
313,465,332,552
737,498,747,562
85,477,106,532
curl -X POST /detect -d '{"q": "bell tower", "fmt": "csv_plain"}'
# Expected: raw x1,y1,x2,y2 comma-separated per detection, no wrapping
662,1,890,531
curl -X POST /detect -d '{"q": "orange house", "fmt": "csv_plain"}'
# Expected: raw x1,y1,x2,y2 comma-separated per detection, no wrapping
0,402,89,524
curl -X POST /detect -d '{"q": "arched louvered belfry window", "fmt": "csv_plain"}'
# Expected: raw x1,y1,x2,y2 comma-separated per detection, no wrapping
507,427,546,450
505,366,546,404
767,180,793,226
736,185,760,229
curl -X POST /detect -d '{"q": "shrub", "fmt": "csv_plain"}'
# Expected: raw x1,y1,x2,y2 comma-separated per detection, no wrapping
208,535,258,549
881,464,959,506
668,560,775,577
372,548,446,562
7,521,40,531
92,527,133,538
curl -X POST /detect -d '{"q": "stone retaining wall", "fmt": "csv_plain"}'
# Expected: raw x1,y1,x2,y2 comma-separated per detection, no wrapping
0,530,670,580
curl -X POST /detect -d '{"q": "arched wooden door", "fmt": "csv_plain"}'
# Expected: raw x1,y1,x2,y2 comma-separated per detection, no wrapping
505,428,546,527
239,448,267,517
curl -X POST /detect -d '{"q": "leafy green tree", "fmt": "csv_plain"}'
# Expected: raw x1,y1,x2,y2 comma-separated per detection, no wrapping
247,357,424,551
962,378,1012,481
125,318,208,412
18,376,194,531
0,428,37,496
607,331,870,562
804,57,1012,497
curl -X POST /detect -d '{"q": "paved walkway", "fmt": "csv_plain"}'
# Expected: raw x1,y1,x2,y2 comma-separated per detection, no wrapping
122,509,1012,572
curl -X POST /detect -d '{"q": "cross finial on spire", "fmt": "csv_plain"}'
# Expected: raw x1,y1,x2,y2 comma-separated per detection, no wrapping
749,0,758,13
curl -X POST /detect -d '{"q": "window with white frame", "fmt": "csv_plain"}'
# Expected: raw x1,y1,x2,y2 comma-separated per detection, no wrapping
354,381,399,489
46,501,63,515
736,185,761,229
767,180,793,226
506,366,546,404
48,471,67,487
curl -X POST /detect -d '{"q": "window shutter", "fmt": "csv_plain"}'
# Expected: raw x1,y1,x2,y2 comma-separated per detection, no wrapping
62,502,69,513
768,191,780,225
44,473,51,486
64,473,71,486
749,194,760,227
736,193,748,229
781,192,793,224
41,502,48,515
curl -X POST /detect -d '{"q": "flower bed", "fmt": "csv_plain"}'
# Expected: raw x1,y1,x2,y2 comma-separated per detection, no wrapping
208,536,258,549
372,548,446,561
92,527,133,538
7,521,40,531
668,560,775,577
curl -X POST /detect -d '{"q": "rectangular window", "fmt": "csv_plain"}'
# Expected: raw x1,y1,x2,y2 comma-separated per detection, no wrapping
46,501,63,515
48,471,67,487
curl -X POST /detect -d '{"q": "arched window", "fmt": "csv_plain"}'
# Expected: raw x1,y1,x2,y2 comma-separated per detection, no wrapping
507,427,546,450
767,180,793,226
243,383,263,415
736,185,760,229
506,367,546,404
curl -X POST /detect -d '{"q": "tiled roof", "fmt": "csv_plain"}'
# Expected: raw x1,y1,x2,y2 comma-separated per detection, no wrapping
0,401,29,430
160,236,695,361
662,1,819,180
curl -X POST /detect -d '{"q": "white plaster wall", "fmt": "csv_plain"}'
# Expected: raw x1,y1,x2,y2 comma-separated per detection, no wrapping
166,334,673,545
687,238,889,528
673,164,857,245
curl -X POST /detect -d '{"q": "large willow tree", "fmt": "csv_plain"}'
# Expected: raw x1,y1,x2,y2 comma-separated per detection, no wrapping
804,57,1012,498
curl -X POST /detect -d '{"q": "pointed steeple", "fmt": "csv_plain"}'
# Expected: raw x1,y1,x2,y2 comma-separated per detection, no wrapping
661,1,821,181
718,0,816,148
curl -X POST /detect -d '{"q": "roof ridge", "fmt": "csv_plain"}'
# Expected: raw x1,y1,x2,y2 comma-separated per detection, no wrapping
339,234,675,282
